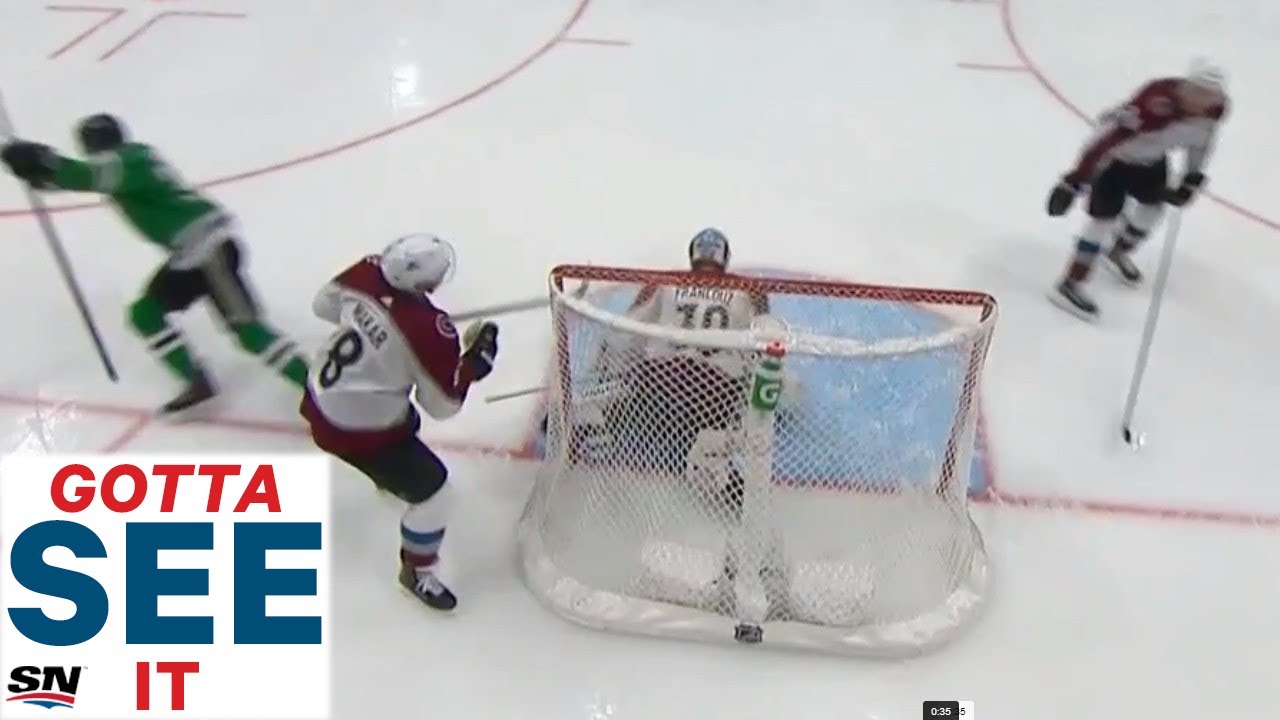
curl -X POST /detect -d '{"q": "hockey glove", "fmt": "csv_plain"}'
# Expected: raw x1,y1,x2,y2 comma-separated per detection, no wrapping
1165,171,1206,207
0,141,58,187
460,321,499,383
1046,177,1083,216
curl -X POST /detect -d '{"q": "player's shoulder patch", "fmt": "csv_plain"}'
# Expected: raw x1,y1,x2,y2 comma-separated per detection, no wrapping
435,313,458,339
1141,94,1174,117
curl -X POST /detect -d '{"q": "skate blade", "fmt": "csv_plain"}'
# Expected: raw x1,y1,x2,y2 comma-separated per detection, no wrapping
158,394,221,425
396,583,457,612
1101,258,1142,288
1046,288,1099,322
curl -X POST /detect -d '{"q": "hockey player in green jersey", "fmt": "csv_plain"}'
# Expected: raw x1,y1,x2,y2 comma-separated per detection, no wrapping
0,114,308,413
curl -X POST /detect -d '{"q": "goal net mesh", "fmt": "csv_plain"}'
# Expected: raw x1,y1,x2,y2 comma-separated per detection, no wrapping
518,265,998,656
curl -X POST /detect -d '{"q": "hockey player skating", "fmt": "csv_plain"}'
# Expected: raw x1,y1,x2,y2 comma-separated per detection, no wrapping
1045,60,1228,320
594,228,770,511
300,234,499,611
0,115,308,411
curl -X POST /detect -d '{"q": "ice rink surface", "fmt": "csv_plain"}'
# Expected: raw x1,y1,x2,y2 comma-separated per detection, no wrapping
1,0,1278,718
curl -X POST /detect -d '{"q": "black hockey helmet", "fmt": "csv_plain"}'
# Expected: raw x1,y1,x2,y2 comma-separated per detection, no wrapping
75,114,127,154
688,227,730,270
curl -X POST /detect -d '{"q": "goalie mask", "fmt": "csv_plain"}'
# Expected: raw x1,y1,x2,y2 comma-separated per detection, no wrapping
688,228,730,271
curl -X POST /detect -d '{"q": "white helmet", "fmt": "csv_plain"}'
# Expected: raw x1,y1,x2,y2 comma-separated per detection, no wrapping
1186,57,1226,92
379,233,456,294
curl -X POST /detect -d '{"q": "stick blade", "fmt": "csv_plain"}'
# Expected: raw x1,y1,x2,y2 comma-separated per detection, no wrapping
1122,425,1145,450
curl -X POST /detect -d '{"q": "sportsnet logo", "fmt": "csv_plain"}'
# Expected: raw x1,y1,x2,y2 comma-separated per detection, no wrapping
0,455,332,719
5,667,82,710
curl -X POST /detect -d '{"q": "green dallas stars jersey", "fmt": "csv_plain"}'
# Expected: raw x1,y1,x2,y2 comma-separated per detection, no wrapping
51,143,232,263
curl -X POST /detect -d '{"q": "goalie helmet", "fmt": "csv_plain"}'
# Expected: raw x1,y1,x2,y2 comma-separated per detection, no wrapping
76,114,127,155
379,233,456,294
688,227,730,271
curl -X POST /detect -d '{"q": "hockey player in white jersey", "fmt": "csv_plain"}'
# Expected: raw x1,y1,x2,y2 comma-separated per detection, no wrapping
1046,59,1228,320
596,229,770,510
625,228,769,333
300,234,499,611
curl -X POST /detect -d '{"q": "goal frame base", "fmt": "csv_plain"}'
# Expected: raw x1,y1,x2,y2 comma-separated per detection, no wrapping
517,516,991,658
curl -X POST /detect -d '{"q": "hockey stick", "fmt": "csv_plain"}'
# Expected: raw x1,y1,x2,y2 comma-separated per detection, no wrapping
485,386,546,403
481,280,597,403
0,92,118,382
1120,208,1183,448
460,295,553,401
452,295,548,322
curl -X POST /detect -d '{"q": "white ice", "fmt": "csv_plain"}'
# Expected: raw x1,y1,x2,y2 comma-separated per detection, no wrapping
1,0,1278,718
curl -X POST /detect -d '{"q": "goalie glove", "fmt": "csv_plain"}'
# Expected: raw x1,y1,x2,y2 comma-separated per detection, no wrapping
0,141,58,188
1165,171,1206,207
459,321,499,383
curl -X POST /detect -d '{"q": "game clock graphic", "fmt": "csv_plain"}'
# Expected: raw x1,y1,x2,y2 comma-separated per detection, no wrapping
923,701,976,718
0,455,332,719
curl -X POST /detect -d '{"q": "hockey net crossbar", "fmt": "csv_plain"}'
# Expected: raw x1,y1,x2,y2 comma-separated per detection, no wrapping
519,264,998,657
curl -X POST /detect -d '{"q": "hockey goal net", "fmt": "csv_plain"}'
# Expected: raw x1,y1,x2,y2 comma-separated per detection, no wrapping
518,264,998,656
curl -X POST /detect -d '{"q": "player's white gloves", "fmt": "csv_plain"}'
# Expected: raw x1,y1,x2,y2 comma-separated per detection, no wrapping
461,321,499,382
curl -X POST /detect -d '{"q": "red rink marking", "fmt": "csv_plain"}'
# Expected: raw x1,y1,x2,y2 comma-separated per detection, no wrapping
0,387,1274,528
999,0,1280,233
97,10,248,61
5,0,1277,529
44,5,127,59
0,0,594,217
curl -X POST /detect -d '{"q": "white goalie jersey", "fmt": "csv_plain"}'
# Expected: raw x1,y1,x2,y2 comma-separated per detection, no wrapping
628,284,765,331
623,282,771,375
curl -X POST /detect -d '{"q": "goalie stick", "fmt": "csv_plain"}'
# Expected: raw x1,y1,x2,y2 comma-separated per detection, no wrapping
0,90,118,382
1120,208,1183,449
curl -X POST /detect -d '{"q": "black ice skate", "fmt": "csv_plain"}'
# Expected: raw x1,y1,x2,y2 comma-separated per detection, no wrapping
1048,280,1099,321
160,368,217,415
1103,246,1143,286
398,560,457,611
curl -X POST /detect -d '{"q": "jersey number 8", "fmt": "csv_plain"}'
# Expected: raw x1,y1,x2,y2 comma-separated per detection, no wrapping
318,329,365,389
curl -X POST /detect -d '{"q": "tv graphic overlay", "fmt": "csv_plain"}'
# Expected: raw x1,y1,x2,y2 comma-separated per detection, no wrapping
0,455,331,719
5,666,82,710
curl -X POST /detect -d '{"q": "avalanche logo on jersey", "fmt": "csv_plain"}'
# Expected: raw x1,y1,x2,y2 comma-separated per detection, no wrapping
436,314,457,338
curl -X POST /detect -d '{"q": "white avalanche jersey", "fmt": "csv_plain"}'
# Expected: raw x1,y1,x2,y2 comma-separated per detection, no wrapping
301,256,472,455
1067,77,1227,183
625,278,769,375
